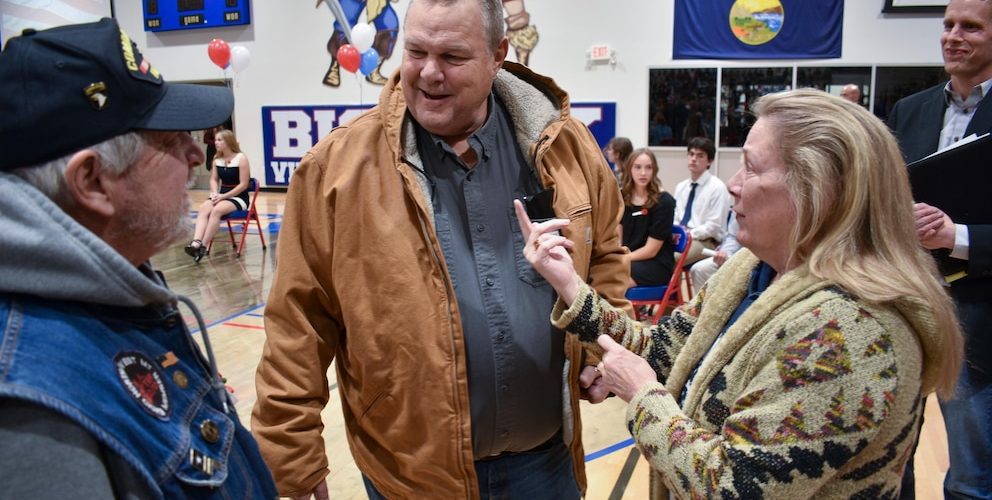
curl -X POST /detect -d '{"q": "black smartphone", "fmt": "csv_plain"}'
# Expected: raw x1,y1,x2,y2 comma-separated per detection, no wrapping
520,188,556,222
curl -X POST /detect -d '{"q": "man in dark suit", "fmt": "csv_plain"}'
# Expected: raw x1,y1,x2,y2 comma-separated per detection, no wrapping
888,0,992,498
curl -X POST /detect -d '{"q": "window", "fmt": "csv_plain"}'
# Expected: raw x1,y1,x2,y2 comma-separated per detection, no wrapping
797,66,872,107
720,67,791,147
648,68,717,147
873,66,946,122
646,64,947,148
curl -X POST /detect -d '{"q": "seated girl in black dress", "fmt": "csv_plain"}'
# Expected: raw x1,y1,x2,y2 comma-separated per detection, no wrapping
620,148,675,286
184,129,251,262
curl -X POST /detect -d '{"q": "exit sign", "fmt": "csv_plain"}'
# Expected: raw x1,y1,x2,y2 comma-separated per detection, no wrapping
589,44,612,61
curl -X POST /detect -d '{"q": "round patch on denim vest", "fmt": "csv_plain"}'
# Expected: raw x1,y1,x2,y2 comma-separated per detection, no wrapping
114,351,171,420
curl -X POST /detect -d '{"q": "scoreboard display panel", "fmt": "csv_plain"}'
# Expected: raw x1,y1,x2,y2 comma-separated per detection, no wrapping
143,0,250,32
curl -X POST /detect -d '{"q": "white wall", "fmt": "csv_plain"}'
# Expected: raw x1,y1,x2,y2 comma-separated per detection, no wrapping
112,0,948,188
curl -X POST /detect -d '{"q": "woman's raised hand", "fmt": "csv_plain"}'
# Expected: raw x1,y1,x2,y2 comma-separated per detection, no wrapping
513,199,580,303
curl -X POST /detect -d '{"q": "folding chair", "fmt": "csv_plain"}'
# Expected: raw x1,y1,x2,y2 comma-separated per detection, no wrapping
625,225,693,324
682,264,695,300
216,177,267,257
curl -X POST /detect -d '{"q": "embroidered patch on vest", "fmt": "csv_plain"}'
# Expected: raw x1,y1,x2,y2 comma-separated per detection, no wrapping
114,351,171,420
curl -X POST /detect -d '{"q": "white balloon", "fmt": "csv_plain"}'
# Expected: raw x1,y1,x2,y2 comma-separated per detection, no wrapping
351,23,376,53
230,46,251,74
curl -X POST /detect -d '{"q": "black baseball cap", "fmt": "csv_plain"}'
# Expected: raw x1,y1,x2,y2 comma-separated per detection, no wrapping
0,18,234,170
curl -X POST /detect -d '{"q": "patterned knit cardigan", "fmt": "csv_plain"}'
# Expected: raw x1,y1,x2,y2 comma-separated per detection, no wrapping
552,250,937,499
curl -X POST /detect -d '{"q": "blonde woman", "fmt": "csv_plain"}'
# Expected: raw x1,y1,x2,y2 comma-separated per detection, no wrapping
516,89,963,498
185,129,250,262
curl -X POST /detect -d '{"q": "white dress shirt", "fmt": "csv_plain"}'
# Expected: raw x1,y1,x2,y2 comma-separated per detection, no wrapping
673,170,730,242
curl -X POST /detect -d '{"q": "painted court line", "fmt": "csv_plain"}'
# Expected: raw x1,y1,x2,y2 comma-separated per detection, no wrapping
585,438,635,462
223,322,266,330
188,302,266,334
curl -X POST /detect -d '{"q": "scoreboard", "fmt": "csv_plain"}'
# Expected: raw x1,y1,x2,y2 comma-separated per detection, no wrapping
143,0,250,32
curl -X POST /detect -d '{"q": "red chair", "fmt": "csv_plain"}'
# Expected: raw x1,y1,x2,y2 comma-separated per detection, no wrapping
212,178,267,257
625,225,693,323
682,264,695,299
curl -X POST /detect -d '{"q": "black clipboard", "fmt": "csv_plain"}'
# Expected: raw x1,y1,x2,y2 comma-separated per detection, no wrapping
907,133,992,225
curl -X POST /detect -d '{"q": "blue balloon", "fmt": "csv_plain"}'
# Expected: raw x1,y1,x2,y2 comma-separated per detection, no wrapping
359,48,380,76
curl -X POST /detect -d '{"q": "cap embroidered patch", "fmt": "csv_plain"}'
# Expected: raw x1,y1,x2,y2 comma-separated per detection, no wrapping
118,28,161,84
84,82,108,110
115,351,171,420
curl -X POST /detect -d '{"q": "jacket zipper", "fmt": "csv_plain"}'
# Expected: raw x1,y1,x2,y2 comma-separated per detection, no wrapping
398,159,476,498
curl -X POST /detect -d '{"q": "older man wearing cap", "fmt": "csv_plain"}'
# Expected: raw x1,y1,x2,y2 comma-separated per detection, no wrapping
0,18,277,499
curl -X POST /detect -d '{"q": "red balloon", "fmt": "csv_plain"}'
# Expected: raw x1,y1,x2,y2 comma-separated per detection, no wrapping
337,44,360,74
208,39,231,69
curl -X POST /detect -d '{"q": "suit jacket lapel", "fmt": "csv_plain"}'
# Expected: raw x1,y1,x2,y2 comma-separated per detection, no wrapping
918,86,946,156
965,89,992,135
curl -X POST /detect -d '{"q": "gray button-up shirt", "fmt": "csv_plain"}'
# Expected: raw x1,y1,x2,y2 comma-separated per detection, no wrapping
416,94,564,459
940,79,992,149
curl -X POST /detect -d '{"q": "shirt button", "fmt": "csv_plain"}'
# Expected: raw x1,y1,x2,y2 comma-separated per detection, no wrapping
496,330,505,341
476,224,485,233
200,420,221,443
501,385,508,392
486,277,495,286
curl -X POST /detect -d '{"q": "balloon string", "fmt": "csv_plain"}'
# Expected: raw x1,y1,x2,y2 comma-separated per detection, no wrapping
357,73,364,106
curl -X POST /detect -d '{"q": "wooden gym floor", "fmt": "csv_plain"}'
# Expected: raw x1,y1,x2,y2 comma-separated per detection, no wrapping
153,189,949,499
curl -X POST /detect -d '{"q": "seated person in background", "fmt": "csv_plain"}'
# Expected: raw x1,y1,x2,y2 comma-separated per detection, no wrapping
185,129,251,262
604,136,633,184
0,19,276,498
620,148,675,286
515,89,963,498
673,136,730,266
689,211,740,289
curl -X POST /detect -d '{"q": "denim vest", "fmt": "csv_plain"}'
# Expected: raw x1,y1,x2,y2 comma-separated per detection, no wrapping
0,294,277,499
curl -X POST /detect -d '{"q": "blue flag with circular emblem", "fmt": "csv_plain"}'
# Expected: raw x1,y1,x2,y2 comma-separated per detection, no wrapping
674,0,842,59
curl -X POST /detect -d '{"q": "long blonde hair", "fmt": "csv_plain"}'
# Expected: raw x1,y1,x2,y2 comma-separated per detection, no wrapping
753,88,963,398
215,129,242,155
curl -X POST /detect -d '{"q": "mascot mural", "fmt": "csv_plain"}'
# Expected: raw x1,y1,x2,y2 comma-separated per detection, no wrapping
319,0,539,88
320,0,398,86
503,0,538,67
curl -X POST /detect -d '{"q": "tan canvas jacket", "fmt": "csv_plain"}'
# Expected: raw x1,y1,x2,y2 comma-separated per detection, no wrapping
252,62,631,498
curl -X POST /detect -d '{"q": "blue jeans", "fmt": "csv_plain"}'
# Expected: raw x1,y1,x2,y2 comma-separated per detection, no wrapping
941,364,992,499
363,437,580,500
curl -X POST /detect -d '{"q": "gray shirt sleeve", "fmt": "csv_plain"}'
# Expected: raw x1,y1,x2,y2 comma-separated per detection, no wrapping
0,398,153,500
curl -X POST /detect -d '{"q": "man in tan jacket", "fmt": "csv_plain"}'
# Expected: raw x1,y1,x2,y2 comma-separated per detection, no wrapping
252,0,631,498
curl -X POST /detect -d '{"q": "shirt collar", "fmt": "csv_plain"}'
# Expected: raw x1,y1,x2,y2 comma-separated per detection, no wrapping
414,93,498,164
943,78,992,107
693,170,713,186
748,261,778,297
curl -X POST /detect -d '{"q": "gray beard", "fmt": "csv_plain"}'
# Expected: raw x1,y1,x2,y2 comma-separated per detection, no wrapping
111,196,191,257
